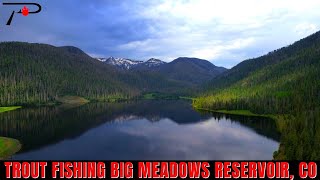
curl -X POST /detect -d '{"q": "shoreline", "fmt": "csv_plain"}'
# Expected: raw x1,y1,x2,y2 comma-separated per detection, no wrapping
0,137,21,160
194,106,285,160
0,107,23,159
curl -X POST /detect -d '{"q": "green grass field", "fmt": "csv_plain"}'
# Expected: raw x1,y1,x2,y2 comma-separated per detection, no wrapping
0,106,21,113
0,137,21,159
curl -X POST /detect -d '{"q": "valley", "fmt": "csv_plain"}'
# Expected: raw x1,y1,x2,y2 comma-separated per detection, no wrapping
1,101,279,160
0,30,319,160
0,42,226,107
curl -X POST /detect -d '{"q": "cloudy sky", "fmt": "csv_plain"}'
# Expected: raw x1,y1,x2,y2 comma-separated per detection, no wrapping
0,0,319,68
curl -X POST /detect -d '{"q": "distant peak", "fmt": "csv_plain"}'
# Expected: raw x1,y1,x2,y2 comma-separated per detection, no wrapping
173,57,212,64
146,58,164,62
96,56,166,69
175,57,207,61
147,58,159,61
171,57,228,71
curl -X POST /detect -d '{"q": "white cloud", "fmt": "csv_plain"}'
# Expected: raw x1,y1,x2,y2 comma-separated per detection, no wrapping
295,23,318,35
2,0,320,68
191,37,256,60
119,0,320,67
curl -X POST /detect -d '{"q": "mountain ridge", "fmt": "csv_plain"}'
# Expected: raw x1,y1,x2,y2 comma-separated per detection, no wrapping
153,57,227,85
96,56,227,86
205,31,320,90
97,57,166,70
0,42,227,106
0,42,192,105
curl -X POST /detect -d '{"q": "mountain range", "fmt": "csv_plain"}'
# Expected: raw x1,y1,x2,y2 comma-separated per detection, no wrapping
0,42,227,106
152,57,227,85
97,56,227,85
97,57,166,70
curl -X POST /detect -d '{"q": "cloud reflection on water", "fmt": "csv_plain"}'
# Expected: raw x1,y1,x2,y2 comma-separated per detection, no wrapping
14,115,279,160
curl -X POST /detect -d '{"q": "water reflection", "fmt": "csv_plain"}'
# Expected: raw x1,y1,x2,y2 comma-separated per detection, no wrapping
0,100,279,160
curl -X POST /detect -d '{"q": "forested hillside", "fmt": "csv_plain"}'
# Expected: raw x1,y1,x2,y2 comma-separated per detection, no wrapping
102,56,227,87
134,57,227,86
194,31,320,160
0,42,186,106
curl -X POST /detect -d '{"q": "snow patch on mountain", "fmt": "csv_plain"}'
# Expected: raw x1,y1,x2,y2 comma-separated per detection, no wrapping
96,57,166,70
144,58,166,67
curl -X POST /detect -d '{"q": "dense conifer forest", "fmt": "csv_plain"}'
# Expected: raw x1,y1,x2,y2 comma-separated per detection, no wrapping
193,31,320,159
0,42,188,106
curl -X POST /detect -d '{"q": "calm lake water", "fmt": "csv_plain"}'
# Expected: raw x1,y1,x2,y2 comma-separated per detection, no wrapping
0,100,280,160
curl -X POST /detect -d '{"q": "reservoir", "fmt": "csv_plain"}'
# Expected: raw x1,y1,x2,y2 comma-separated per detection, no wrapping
0,100,280,160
